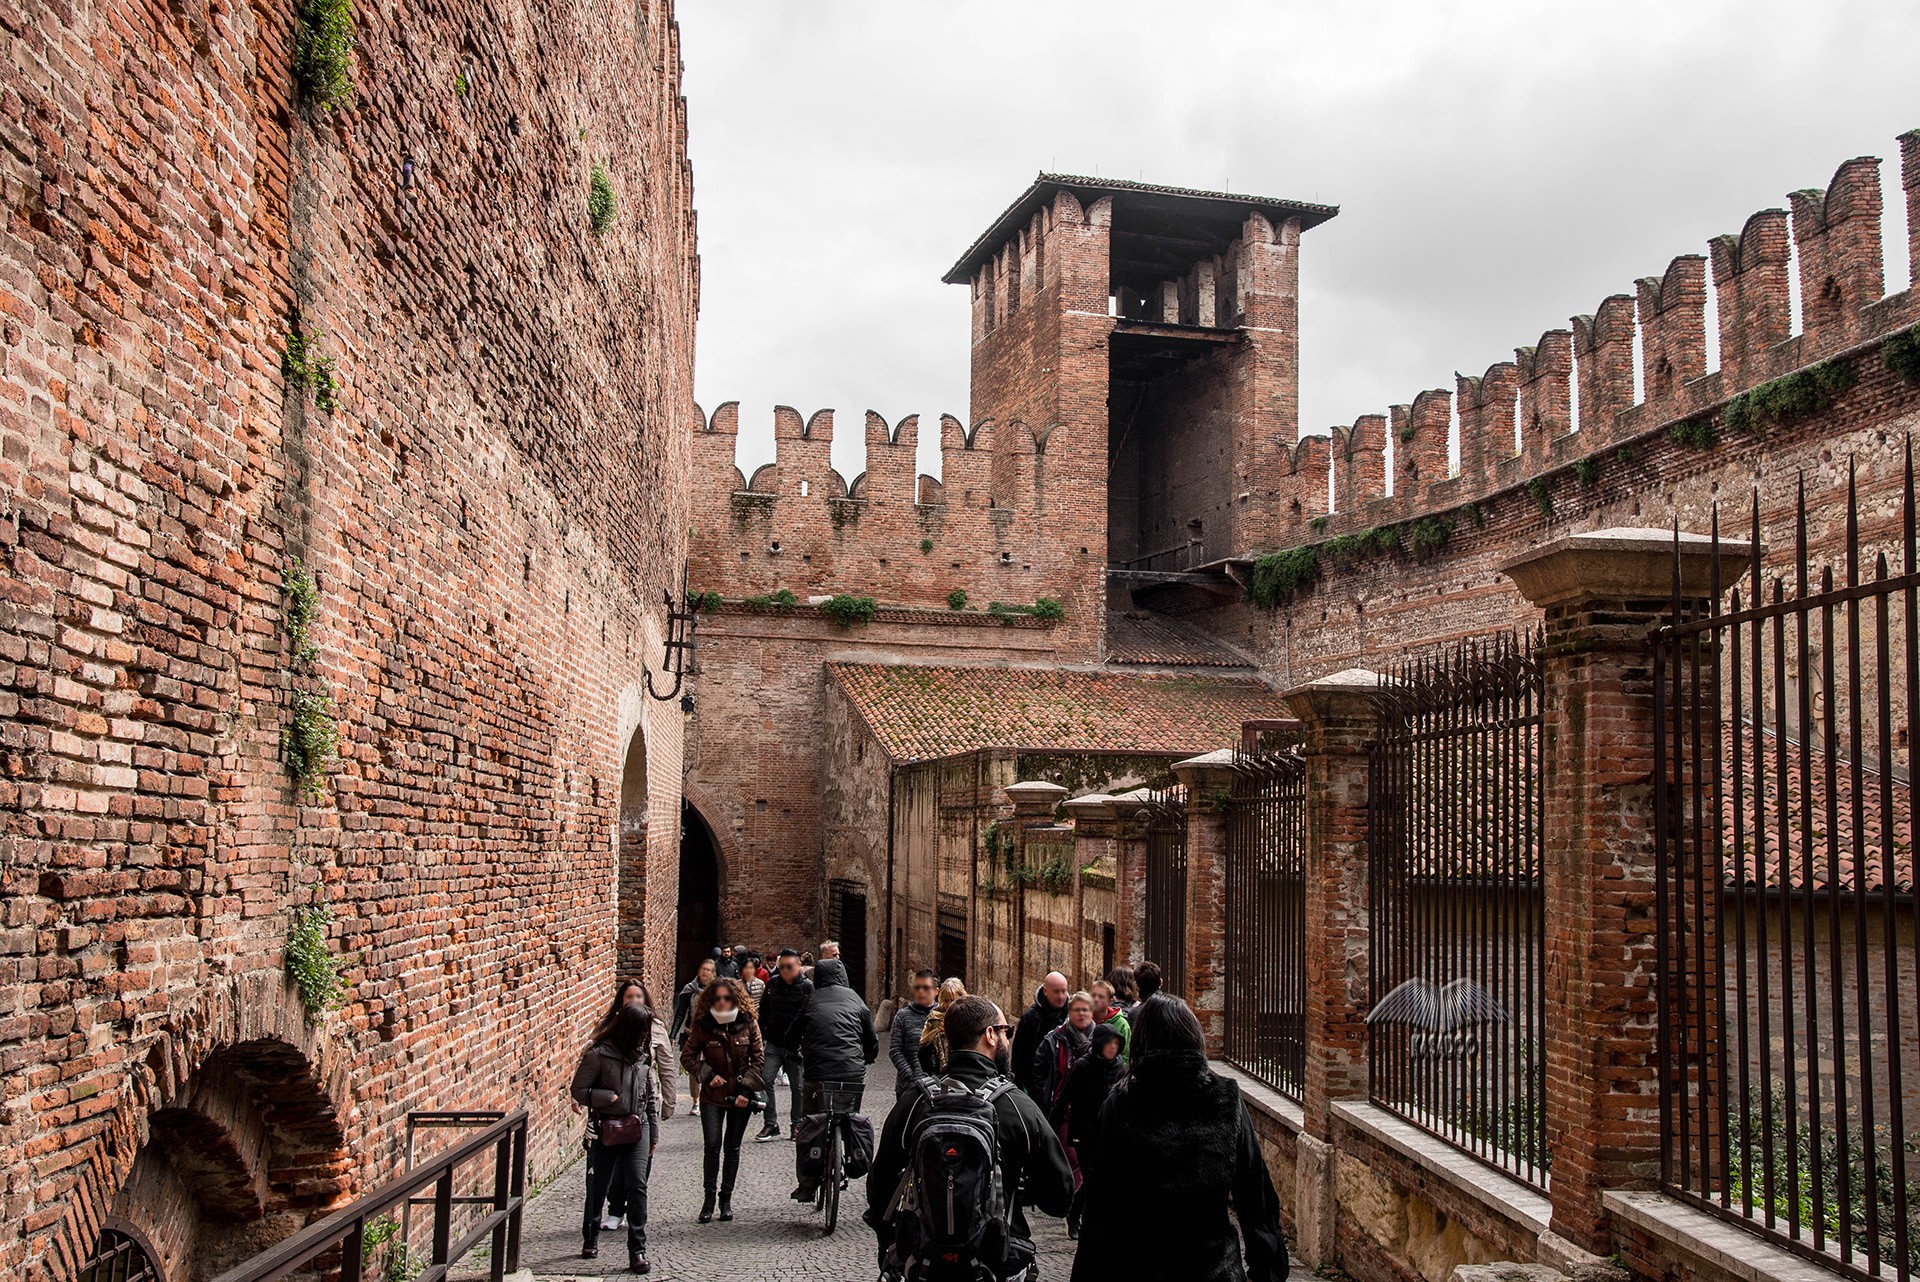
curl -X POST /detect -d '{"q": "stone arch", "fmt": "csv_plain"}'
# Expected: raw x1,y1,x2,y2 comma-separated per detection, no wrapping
92,1030,351,1281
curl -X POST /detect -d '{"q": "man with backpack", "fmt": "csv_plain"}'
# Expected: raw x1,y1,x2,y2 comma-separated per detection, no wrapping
866,996,1074,1281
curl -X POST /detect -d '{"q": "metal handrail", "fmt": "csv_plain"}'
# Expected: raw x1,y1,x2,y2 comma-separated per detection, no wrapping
207,1108,527,1282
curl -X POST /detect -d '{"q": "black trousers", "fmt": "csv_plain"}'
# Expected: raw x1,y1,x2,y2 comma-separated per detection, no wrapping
700,1102,754,1195
583,1130,652,1256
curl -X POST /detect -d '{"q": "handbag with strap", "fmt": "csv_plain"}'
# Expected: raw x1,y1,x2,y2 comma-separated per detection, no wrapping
599,1112,648,1147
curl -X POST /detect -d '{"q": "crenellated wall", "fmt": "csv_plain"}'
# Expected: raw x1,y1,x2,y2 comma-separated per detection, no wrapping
687,401,1105,659
1249,134,1920,547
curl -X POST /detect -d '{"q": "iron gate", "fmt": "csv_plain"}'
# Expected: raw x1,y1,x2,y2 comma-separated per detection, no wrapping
1139,786,1189,999
1368,631,1548,1187
1652,468,1918,1282
1224,743,1308,1099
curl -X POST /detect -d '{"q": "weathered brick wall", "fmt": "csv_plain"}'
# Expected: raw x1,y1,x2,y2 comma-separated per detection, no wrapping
0,0,696,1271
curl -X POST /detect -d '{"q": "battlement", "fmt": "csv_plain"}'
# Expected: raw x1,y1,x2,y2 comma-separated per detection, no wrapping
1268,130,1920,545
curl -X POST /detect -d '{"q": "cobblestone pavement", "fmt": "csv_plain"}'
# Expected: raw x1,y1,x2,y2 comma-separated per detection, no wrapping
509,1055,1077,1281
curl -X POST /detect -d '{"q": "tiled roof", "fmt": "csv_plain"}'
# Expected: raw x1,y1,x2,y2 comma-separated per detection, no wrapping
1106,611,1252,667
1722,720,1913,894
828,663,1287,764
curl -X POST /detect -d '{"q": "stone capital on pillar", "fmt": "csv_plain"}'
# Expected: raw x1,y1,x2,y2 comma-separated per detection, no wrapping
1282,668,1388,748
1501,526,1749,1254
1004,779,1068,821
1170,747,1237,793
1060,793,1118,838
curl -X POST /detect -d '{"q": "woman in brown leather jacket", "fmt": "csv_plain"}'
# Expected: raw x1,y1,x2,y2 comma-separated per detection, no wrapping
679,976,765,1223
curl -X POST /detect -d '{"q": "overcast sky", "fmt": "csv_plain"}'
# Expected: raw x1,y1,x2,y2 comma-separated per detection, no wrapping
676,0,1919,484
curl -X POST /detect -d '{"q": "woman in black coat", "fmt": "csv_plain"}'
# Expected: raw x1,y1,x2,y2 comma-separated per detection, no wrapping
570,1002,659,1272
1049,1021,1125,1238
1070,996,1287,1282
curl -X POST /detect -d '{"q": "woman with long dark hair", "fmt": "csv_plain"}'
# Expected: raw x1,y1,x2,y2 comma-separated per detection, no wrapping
1070,995,1287,1282
680,975,765,1223
571,1001,658,1272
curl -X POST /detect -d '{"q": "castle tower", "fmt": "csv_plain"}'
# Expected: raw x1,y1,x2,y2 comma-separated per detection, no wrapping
944,175,1338,597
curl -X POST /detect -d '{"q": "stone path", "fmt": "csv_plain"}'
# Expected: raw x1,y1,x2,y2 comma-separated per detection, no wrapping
506,1055,1077,1281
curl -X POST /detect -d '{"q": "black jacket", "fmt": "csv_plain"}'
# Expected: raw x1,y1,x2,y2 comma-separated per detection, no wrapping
758,970,813,1052
799,959,878,1082
569,1039,660,1125
1070,1050,1287,1282
866,1049,1074,1258
1048,1049,1122,1147
1031,1020,1091,1107
889,1001,934,1095
1010,987,1067,1097
669,977,703,1043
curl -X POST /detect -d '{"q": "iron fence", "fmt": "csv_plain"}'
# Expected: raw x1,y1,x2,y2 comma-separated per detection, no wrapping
1224,742,1308,1099
1368,631,1548,1187
1653,463,1918,1282
1140,785,1190,999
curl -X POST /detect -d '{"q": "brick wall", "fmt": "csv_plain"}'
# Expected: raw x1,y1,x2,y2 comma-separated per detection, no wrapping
0,0,697,1271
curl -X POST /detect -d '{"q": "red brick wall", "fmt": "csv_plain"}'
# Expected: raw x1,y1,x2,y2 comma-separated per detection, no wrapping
0,0,697,1272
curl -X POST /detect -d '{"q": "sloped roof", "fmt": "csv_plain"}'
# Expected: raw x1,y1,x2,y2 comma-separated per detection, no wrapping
1723,720,1912,893
828,663,1287,764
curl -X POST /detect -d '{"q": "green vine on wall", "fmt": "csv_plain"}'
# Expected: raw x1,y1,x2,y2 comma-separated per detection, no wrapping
1721,358,1857,436
1572,457,1599,488
1248,546,1322,608
1884,323,1920,385
282,560,322,665
588,164,618,235
946,589,968,611
1669,417,1715,450
821,594,878,628
280,559,339,803
282,329,340,413
921,538,936,554
293,0,355,111
1526,477,1554,518
286,899,347,1018
987,598,1064,621
742,588,798,609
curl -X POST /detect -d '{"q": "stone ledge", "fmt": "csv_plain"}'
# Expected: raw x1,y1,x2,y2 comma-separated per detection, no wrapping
1213,1061,1304,1135
1602,1191,1847,1282
1330,1100,1552,1238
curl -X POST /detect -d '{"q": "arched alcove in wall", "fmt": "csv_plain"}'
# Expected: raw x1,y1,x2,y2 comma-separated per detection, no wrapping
616,721,651,970
675,800,721,988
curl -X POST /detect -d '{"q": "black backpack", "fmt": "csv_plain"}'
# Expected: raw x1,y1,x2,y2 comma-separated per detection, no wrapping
884,1076,1018,1281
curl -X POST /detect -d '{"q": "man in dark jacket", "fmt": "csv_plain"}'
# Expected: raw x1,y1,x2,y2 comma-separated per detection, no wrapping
866,996,1074,1279
889,970,938,1096
793,957,878,1198
1009,971,1070,1097
755,949,812,1140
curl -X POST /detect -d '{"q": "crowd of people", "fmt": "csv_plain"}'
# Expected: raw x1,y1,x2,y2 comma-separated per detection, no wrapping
569,943,1287,1280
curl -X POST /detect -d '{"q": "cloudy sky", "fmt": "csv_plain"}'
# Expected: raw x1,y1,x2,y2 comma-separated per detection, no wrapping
676,0,1918,483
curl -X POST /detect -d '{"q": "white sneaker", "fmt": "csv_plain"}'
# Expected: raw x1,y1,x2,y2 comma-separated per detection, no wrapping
600,1213,623,1231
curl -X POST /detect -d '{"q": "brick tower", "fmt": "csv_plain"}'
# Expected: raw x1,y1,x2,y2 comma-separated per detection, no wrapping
944,175,1339,615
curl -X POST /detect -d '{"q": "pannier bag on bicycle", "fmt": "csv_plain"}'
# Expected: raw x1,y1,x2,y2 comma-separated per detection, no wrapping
881,1076,1019,1282
839,1112,876,1180
794,1112,833,1183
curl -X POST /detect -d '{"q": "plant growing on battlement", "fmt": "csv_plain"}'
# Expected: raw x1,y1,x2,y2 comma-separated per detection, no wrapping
1615,446,1634,466
1308,515,1330,534
284,688,339,803
987,599,1064,621
286,899,346,1017
947,589,968,611
1721,358,1857,437
1573,457,1599,488
821,594,878,628
1405,514,1455,563
1670,417,1716,450
588,164,617,235
293,0,355,111
282,330,339,413
689,590,723,612
1462,502,1485,530
1526,477,1554,518
921,538,935,554
1248,547,1320,609
1885,323,1920,385
282,559,322,666
1323,527,1396,567
743,588,798,609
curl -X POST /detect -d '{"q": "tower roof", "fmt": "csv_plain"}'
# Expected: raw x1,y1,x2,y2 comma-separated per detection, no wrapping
942,172,1339,285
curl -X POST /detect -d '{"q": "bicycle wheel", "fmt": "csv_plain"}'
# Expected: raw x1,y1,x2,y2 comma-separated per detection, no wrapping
820,1124,842,1235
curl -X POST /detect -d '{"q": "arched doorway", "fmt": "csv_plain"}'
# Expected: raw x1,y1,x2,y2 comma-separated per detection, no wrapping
617,724,650,969
676,801,720,987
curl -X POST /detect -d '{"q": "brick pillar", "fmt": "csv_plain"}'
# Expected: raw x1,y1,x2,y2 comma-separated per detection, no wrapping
1503,528,1747,1254
1108,788,1153,965
1004,780,1068,1003
1281,668,1385,1269
1171,749,1236,1055
1063,793,1120,983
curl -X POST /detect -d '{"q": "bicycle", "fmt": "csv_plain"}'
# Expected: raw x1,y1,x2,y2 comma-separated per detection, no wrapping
810,1081,863,1236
